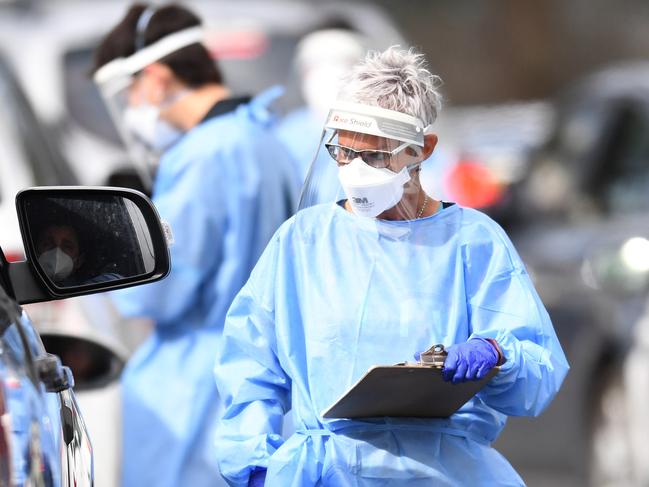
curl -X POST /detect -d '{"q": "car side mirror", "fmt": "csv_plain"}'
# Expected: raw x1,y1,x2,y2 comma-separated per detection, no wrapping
105,165,151,197
6,187,171,304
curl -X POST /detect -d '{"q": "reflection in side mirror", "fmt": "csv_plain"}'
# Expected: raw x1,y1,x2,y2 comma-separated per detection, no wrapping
10,187,170,303
25,195,154,288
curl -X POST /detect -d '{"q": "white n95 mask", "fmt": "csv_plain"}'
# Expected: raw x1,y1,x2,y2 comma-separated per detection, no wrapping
123,104,183,152
338,158,412,218
38,247,75,281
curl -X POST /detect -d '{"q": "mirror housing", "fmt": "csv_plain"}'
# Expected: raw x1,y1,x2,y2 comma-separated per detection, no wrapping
6,187,170,304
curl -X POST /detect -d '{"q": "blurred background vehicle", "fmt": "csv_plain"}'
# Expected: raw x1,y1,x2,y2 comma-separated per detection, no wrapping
491,62,649,486
421,100,555,227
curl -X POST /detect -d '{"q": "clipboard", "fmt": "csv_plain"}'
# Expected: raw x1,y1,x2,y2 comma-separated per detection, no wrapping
321,364,498,419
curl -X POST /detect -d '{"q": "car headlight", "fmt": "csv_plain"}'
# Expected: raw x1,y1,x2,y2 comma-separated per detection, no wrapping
582,237,649,294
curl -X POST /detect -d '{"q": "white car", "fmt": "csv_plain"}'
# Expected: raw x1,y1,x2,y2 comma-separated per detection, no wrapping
0,52,152,487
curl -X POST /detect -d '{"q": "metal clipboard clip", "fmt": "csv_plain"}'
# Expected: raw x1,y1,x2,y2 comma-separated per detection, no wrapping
418,344,448,369
393,344,448,368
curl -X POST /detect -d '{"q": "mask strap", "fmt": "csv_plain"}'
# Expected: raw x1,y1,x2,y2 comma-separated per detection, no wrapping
160,88,192,109
406,161,423,173
135,6,158,52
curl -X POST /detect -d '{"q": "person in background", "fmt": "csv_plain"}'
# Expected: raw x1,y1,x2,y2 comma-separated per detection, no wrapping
276,25,366,198
92,3,297,486
215,46,568,486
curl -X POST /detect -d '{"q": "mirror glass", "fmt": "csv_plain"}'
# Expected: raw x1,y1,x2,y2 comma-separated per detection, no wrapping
22,194,156,288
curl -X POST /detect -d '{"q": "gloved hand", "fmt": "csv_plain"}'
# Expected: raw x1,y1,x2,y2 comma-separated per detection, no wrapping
248,468,266,487
441,339,500,384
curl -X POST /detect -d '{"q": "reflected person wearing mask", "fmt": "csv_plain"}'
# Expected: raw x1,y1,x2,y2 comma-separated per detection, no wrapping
36,224,83,284
36,223,123,286
92,3,297,487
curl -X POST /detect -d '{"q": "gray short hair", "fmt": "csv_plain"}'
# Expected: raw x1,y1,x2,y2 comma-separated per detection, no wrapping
337,46,443,126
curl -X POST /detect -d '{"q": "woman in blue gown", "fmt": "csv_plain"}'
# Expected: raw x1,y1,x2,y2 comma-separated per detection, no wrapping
215,47,568,486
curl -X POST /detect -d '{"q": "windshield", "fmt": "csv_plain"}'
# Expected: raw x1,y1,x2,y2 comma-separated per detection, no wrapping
0,57,77,187
597,106,649,214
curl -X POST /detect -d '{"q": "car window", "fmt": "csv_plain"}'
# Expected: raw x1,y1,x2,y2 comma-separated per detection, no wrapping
0,63,35,204
590,105,649,214
63,47,122,146
0,57,77,187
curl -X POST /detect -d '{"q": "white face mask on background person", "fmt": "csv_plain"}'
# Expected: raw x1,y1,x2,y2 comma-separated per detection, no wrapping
123,103,183,152
38,247,75,281
338,158,413,218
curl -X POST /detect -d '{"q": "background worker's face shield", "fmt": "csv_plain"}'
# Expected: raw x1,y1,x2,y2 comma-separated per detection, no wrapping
93,27,204,190
299,101,433,221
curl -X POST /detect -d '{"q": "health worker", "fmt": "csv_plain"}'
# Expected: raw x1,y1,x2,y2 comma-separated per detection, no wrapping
215,46,569,486
92,4,298,486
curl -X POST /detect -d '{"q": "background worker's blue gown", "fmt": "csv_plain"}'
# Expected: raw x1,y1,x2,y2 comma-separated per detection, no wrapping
275,106,323,179
215,202,569,486
112,92,297,487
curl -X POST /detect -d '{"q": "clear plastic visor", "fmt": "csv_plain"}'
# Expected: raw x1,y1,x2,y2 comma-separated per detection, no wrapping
96,72,159,190
299,126,430,221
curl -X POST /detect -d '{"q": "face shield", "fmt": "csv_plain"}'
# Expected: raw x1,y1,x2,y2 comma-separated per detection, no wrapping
93,27,204,190
299,101,434,221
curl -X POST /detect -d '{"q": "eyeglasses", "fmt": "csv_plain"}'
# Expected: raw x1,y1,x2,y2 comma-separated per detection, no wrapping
324,139,412,169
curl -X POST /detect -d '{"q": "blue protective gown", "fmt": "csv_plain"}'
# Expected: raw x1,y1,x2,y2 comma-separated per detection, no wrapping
215,202,569,486
112,91,298,487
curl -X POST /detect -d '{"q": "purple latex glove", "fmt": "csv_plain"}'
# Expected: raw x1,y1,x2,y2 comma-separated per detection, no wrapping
248,469,266,487
442,339,499,384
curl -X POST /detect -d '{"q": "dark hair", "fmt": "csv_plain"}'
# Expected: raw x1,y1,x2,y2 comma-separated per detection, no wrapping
310,16,357,33
92,3,223,87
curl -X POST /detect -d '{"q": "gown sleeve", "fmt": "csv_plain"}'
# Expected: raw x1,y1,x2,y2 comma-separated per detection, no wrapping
463,221,570,417
111,154,225,327
214,232,290,487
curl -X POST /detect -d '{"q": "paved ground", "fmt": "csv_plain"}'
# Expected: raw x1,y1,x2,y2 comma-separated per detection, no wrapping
521,469,582,487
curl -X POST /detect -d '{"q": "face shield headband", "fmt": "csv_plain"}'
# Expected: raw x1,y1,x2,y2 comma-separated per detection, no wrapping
93,26,205,95
324,101,434,148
